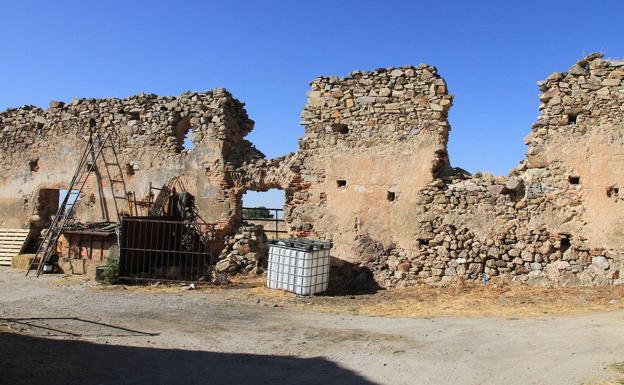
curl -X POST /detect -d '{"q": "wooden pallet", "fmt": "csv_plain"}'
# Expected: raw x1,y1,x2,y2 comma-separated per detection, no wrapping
0,229,30,266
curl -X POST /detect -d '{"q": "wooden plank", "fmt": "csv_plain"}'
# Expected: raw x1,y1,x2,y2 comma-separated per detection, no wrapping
0,229,29,258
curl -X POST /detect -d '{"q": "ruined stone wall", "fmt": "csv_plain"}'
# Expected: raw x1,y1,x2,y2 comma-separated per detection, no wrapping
362,53,624,287
285,66,454,264
247,54,623,288
524,53,624,252
0,89,260,232
2,53,623,287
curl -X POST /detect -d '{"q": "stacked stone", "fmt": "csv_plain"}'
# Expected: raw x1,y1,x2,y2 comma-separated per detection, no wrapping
215,223,269,275
366,175,621,288
299,65,452,149
0,88,261,233
0,89,255,172
523,53,624,181
283,65,455,242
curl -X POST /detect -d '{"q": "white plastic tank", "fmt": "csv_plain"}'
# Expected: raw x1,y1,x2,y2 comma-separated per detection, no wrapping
266,238,331,295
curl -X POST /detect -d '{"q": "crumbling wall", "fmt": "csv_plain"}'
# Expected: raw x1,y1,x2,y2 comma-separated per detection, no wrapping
2,53,623,287
359,53,624,287
285,66,454,264
0,89,260,233
523,53,624,252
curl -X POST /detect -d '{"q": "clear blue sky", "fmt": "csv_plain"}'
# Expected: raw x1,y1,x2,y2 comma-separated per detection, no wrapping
1,1,623,208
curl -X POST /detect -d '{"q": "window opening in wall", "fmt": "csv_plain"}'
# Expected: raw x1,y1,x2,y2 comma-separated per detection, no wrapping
567,111,580,125
560,234,571,254
59,189,79,217
336,179,347,188
568,175,580,185
29,158,39,172
242,189,286,240
331,123,349,134
387,191,396,202
183,129,193,150
173,117,193,152
607,185,620,198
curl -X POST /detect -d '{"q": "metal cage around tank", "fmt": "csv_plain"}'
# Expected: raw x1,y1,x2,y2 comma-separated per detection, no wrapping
118,216,219,283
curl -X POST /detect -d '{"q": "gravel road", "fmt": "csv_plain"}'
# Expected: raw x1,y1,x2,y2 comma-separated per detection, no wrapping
1,267,623,385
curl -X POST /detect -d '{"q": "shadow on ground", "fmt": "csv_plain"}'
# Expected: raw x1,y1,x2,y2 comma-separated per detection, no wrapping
0,331,379,385
0,317,159,337
326,262,382,296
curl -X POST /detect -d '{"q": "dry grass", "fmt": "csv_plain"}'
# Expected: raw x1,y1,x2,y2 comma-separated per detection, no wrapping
238,278,624,318
82,273,624,318
582,363,624,385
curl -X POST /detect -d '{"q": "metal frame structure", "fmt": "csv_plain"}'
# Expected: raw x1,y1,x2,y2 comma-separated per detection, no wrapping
118,216,218,283
242,207,287,239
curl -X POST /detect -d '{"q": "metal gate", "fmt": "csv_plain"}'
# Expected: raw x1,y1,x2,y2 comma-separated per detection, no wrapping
242,207,287,240
119,217,217,283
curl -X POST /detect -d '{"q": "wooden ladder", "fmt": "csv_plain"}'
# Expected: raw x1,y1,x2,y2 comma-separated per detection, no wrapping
26,130,127,277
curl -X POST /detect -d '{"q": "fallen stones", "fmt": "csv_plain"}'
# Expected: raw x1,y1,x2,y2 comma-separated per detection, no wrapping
216,223,269,275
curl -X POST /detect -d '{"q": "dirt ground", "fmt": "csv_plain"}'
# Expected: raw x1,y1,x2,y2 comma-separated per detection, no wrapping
1,267,624,385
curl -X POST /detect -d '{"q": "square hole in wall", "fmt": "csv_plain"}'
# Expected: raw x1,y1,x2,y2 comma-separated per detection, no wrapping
387,191,396,202
566,110,581,125
332,123,349,134
336,179,347,188
568,175,580,185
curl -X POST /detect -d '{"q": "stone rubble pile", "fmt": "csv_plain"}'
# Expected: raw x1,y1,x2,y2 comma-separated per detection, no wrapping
216,223,269,275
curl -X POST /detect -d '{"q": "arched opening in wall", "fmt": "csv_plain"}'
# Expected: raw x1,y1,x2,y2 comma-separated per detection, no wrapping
242,188,286,240
173,116,193,152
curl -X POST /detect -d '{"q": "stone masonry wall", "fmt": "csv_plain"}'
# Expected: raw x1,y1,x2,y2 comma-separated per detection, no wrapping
0,89,260,233
283,65,454,264
1,53,623,287
347,53,624,287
